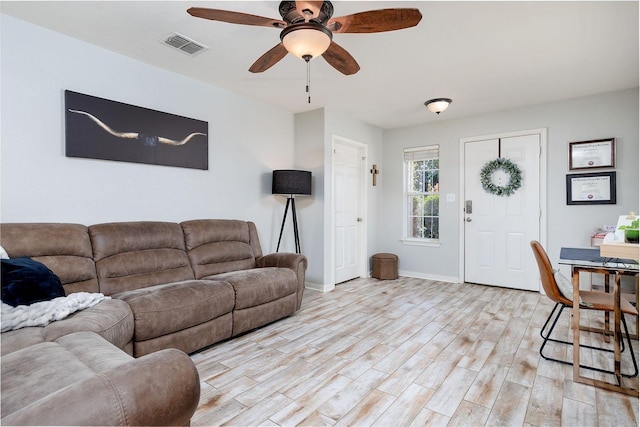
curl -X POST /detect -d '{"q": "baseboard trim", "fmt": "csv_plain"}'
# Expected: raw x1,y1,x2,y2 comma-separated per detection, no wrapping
304,282,335,293
398,270,460,284
305,272,459,293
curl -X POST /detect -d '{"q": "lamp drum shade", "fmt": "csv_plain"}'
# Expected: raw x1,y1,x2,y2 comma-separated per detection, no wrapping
272,170,312,195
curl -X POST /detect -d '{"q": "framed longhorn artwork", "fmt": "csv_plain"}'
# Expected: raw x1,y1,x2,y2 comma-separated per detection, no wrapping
65,90,208,170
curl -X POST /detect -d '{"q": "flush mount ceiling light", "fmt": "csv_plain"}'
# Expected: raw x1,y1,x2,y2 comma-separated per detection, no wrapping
280,23,332,61
425,98,452,115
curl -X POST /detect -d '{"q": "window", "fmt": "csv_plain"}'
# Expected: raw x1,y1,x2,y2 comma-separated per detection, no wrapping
404,145,439,242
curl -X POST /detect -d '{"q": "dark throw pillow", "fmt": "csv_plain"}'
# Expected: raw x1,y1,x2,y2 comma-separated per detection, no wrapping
1,257,65,307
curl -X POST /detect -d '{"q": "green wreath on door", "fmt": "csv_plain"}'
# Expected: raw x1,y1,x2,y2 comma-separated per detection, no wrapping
480,158,523,196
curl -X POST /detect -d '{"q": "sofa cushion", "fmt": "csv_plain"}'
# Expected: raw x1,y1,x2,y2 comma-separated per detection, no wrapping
133,313,232,357
181,219,263,278
1,257,65,307
0,223,99,294
89,222,195,295
208,267,297,310
113,279,234,342
1,342,200,426
0,327,46,356
0,331,131,418
44,298,134,351
232,294,297,336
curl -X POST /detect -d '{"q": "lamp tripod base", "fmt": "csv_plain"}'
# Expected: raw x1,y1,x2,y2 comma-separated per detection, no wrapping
276,196,301,254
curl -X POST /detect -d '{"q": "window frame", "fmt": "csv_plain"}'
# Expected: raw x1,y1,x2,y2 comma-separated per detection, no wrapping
402,145,441,246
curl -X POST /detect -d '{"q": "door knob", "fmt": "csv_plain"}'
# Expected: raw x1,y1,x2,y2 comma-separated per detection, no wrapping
357,217,363,222
465,217,472,222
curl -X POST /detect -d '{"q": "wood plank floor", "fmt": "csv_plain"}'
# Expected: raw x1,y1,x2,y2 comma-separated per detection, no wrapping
190,277,639,426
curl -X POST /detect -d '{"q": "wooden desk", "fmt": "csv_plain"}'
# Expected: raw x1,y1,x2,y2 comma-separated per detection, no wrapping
559,255,639,396
600,242,640,262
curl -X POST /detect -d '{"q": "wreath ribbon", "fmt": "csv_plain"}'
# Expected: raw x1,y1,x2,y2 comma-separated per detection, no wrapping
480,158,523,196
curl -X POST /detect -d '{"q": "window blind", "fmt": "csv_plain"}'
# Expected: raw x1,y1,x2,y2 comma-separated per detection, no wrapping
403,145,439,162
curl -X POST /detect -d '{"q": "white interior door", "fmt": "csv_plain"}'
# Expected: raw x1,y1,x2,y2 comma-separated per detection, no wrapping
333,141,362,284
464,134,541,291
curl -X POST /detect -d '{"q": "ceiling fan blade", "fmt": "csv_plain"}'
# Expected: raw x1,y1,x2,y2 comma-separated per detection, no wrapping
295,1,323,20
327,9,422,33
187,7,286,29
322,41,360,75
249,43,289,73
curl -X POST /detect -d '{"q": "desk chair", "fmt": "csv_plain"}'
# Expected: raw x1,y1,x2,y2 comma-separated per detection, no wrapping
530,241,638,378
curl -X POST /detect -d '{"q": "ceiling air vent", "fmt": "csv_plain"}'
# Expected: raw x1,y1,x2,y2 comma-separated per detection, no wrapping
162,33,208,56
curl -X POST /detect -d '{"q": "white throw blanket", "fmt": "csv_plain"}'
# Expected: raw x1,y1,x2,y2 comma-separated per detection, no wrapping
1,292,109,332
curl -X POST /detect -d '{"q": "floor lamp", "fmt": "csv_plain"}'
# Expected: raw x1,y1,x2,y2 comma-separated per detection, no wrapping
272,170,311,253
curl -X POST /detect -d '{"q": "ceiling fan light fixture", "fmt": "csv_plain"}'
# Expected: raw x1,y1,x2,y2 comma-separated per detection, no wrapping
425,98,452,115
281,23,332,60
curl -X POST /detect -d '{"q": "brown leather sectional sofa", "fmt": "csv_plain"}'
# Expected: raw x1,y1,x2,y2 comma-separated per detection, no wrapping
0,219,308,425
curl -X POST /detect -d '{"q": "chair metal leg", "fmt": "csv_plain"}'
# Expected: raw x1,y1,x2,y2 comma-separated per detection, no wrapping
540,302,561,341
620,314,638,379
540,302,637,378
540,303,568,360
540,303,620,354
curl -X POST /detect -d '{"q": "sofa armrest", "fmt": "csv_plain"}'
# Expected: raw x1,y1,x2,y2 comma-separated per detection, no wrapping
256,252,307,270
2,348,200,426
256,253,308,310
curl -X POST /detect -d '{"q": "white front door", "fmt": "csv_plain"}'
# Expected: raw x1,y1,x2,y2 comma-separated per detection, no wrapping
463,133,541,291
333,140,363,284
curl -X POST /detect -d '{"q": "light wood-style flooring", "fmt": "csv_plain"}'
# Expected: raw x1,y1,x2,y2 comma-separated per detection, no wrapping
190,277,639,426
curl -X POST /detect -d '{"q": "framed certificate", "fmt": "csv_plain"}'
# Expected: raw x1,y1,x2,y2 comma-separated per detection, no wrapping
568,138,615,170
566,172,616,205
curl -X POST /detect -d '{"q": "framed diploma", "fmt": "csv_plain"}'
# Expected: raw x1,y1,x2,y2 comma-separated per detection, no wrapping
566,172,616,205
568,138,615,170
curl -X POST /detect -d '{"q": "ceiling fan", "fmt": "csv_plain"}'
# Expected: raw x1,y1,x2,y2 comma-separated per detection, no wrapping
187,1,422,76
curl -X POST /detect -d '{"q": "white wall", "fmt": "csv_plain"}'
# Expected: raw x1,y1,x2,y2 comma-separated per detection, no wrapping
0,15,295,250
381,88,639,280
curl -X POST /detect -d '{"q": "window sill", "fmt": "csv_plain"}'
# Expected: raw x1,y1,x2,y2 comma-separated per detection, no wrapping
401,239,441,248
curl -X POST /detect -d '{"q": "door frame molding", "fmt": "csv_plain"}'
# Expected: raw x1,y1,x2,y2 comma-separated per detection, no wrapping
329,135,368,289
457,128,548,288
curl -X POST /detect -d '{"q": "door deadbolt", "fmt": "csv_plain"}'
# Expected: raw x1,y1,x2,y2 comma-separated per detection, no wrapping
465,200,473,214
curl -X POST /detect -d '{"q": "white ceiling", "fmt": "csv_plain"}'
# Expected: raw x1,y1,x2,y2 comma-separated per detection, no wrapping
2,1,638,129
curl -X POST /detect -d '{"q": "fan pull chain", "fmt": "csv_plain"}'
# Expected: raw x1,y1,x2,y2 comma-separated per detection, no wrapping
307,60,311,104
303,54,312,104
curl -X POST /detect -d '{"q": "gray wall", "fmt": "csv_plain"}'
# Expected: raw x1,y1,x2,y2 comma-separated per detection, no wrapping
2,14,637,290
293,109,326,287
324,108,384,285
381,88,639,280
294,107,383,288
